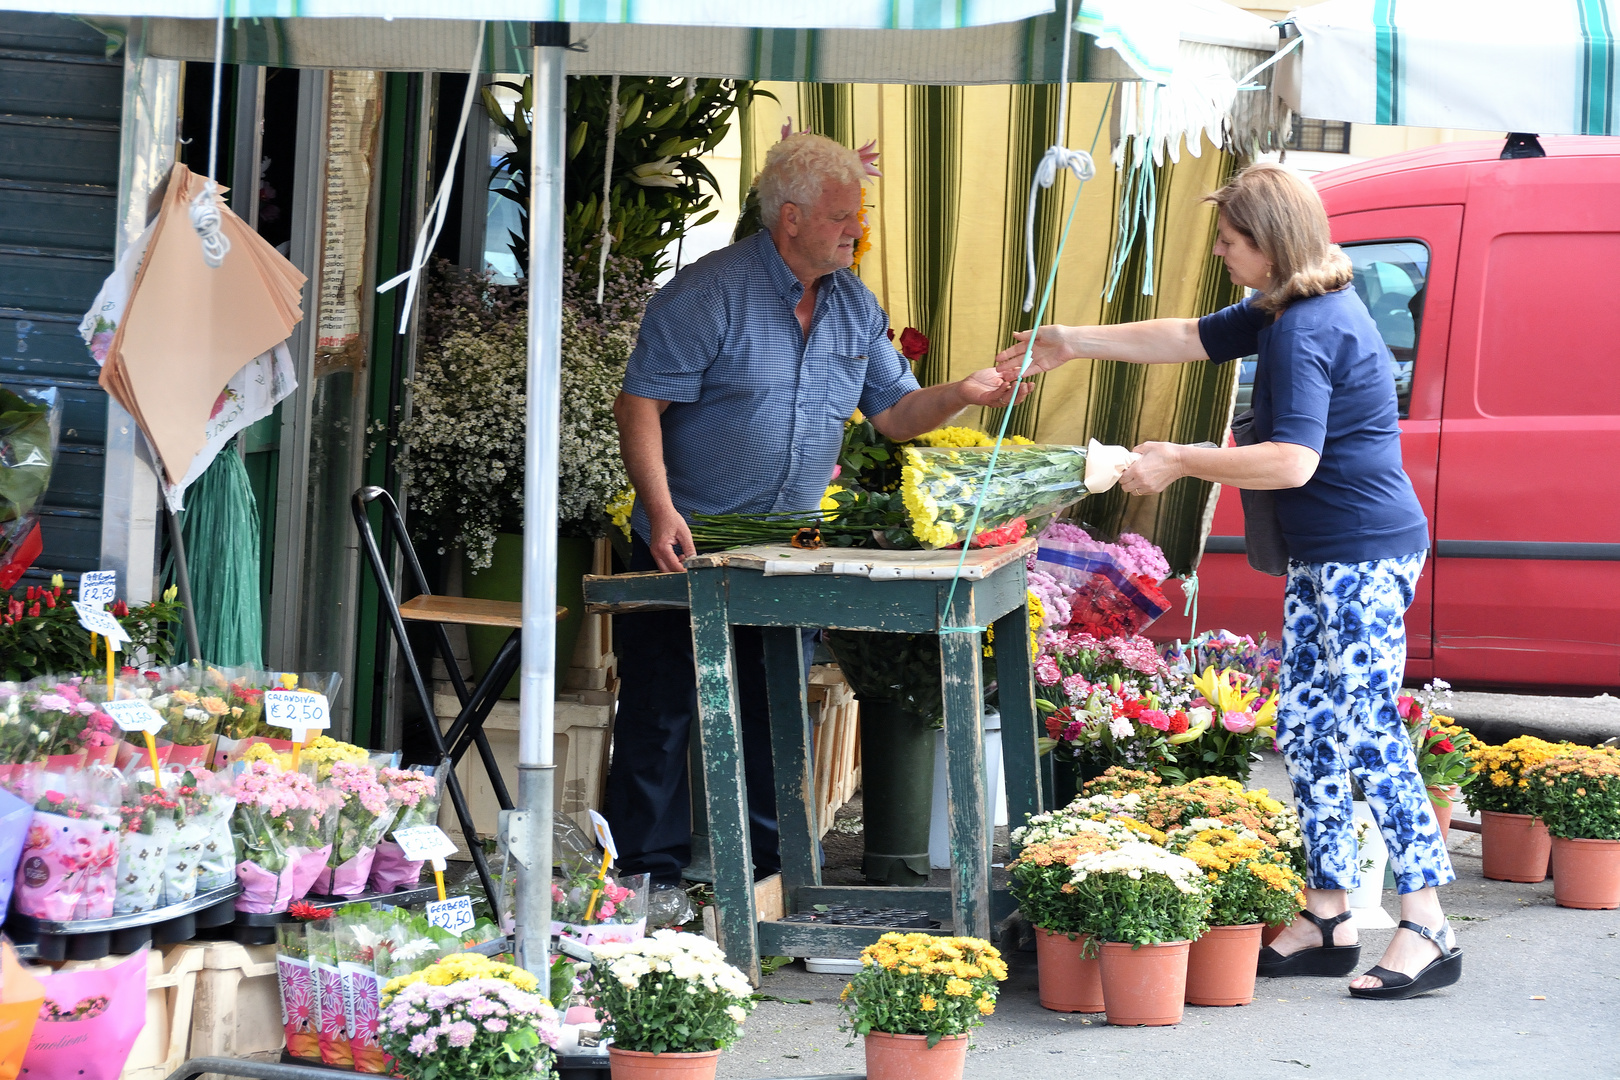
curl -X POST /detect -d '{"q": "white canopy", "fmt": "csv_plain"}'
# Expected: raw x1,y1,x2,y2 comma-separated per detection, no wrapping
1277,0,1620,135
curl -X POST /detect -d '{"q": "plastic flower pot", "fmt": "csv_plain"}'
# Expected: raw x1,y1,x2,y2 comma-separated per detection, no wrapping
1184,923,1263,1007
608,1048,721,1080
864,1032,969,1080
1550,837,1620,910
1427,785,1459,841
1033,927,1103,1013
1480,811,1552,883
466,532,592,698
1099,941,1189,1027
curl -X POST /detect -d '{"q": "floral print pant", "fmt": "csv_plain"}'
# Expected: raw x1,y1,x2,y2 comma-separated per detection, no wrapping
1275,551,1454,895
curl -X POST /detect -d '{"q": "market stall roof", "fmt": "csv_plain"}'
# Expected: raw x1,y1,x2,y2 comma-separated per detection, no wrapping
55,0,1278,86
1276,0,1620,135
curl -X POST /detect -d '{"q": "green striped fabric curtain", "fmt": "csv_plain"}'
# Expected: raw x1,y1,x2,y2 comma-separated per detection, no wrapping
749,83,1243,575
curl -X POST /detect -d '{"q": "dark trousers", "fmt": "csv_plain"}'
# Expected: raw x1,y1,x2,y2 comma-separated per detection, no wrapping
604,534,814,886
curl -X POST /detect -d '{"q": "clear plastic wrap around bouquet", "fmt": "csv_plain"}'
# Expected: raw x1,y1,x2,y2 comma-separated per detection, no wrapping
1035,522,1172,637
367,766,438,893
111,775,179,915
901,443,1089,549
228,760,338,913
311,761,397,899
14,774,120,922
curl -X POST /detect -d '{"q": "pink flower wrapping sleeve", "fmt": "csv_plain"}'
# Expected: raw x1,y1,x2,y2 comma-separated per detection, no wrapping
365,840,423,893
14,813,113,923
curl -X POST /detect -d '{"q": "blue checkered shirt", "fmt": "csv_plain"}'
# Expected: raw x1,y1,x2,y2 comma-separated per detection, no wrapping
623,229,919,541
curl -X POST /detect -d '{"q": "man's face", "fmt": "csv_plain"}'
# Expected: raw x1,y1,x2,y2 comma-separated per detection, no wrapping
781,178,864,276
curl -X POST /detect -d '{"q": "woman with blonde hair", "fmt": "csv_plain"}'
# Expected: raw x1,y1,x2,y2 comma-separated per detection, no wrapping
995,161,1454,1000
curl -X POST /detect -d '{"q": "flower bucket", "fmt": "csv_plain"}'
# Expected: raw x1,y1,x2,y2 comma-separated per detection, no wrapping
863,1032,969,1080
1099,941,1189,1027
1481,811,1552,883
1033,928,1103,1013
1184,923,1263,1007
608,1048,721,1080
1550,837,1620,910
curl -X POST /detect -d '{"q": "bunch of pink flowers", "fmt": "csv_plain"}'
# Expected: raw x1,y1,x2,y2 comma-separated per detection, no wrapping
379,977,557,1080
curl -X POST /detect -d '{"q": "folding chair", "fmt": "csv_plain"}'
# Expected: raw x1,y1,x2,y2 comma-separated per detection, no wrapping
352,486,565,907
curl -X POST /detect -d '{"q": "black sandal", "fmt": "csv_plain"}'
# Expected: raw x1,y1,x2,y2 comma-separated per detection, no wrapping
1348,920,1462,1000
1256,909,1361,978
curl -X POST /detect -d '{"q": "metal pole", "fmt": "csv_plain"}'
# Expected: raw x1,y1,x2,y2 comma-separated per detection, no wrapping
514,21,568,978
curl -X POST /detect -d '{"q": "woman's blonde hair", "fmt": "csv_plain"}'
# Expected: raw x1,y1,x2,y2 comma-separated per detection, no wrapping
1207,161,1351,314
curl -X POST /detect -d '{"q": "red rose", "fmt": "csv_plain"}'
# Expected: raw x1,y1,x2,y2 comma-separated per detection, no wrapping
1396,695,1416,719
1432,738,1455,754
898,327,930,361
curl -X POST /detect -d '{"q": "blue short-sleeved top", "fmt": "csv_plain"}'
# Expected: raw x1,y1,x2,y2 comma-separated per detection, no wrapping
1197,288,1430,564
622,229,919,541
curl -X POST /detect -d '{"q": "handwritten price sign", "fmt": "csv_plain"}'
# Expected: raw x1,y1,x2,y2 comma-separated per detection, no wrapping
392,825,459,864
74,601,129,650
79,570,117,608
264,690,331,742
425,895,476,935
105,699,165,734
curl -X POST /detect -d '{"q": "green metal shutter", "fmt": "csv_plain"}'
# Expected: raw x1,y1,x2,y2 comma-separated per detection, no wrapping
0,13,121,585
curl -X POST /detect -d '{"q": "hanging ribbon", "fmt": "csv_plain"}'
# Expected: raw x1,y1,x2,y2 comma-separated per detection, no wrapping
377,24,487,332
1180,570,1200,640
596,74,622,305
190,2,230,269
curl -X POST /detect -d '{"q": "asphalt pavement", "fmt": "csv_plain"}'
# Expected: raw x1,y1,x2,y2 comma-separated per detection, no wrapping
719,747,1620,1080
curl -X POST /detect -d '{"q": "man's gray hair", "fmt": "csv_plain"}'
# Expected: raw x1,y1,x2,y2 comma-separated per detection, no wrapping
758,133,867,230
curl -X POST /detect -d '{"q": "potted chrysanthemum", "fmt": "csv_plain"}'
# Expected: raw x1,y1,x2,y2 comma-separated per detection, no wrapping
1467,735,1561,882
378,954,560,1080
1066,841,1210,1027
1170,826,1304,1007
583,929,754,1080
1522,746,1620,909
838,933,1007,1080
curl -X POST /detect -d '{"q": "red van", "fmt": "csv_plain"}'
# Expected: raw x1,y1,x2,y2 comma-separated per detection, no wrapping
1150,136,1620,691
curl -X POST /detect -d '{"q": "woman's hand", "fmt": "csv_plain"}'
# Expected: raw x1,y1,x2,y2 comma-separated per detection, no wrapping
1119,442,1187,495
994,326,1076,379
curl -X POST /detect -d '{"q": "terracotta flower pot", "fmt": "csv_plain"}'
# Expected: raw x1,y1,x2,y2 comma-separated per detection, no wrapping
1480,811,1552,882
1184,923,1263,1007
1550,837,1620,910
864,1032,969,1080
1033,927,1104,1013
1260,922,1285,947
1098,940,1189,1027
608,1048,721,1080
1427,786,1459,841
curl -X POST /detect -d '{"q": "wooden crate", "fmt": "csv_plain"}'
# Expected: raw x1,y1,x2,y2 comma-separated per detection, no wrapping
434,695,616,840
809,665,861,836
188,941,284,1071
48,944,204,1080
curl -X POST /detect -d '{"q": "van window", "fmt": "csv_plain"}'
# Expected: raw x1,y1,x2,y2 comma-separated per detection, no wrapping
1232,240,1427,419
1478,232,1620,416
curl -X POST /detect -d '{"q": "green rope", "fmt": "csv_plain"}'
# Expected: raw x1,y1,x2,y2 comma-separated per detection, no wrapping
938,84,1114,634
178,444,264,666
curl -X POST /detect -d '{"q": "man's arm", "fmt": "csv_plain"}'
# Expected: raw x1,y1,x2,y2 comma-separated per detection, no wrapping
994,318,1207,378
867,368,1026,442
614,391,695,573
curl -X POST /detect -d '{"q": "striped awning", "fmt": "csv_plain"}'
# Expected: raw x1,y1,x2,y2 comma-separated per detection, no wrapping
1277,0,1620,135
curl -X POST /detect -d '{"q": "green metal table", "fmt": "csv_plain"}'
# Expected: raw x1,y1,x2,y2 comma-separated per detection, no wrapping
584,539,1043,981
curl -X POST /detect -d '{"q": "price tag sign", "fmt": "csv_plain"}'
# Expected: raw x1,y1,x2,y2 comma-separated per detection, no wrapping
264,689,331,742
425,895,476,935
392,825,459,863
80,570,117,608
74,601,129,648
588,809,618,863
106,699,165,734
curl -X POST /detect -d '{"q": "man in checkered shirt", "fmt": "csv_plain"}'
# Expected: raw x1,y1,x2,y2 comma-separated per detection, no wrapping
606,133,1025,897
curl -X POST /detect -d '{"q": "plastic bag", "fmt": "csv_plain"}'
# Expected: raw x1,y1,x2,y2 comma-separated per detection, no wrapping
551,871,651,946
110,771,178,915
15,774,119,923
900,443,1089,548
21,947,147,1080
0,942,44,1080
1035,526,1171,637
0,386,61,591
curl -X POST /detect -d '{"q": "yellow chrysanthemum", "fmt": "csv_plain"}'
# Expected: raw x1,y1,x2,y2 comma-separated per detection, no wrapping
918,994,937,1011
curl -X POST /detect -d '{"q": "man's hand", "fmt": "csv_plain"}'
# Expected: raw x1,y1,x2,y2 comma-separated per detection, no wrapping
1119,441,1186,496
646,506,696,574
956,367,1030,409
994,325,1076,380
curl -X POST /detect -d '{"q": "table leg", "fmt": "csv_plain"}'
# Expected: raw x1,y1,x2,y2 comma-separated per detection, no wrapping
993,602,1043,837
688,570,760,981
939,618,990,941
762,627,819,894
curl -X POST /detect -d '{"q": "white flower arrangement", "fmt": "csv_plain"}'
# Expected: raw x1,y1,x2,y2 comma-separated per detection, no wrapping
1068,841,1207,895
584,930,755,1053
